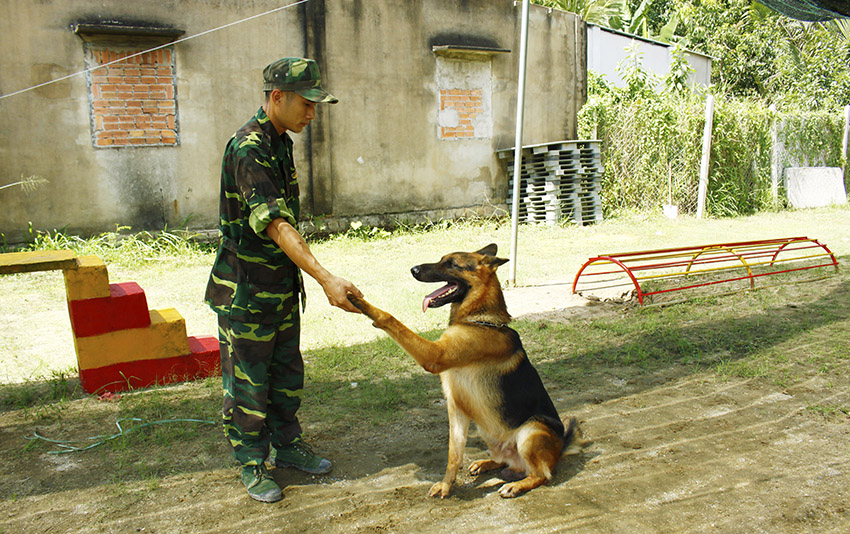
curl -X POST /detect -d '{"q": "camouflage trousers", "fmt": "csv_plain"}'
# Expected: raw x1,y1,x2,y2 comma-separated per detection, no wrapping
217,311,303,466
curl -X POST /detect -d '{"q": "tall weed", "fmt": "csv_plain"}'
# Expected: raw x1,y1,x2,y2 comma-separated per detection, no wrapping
19,223,214,267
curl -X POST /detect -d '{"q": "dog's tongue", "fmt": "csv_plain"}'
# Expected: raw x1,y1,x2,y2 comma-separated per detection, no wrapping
422,283,456,313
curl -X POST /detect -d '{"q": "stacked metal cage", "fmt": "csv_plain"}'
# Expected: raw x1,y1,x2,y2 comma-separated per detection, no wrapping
498,140,603,225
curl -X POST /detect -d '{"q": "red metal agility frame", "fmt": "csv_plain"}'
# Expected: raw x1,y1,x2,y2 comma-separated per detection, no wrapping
572,237,839,306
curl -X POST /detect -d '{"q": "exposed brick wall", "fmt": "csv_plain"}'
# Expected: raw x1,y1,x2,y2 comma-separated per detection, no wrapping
439,88,483,139
86,47,179,148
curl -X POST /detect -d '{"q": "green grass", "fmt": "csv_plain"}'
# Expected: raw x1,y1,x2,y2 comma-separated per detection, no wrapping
7,222,216,264
1,207,849,486
806,403,849,418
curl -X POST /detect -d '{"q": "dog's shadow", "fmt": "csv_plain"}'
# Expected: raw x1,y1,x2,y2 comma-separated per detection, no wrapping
444,437,595,501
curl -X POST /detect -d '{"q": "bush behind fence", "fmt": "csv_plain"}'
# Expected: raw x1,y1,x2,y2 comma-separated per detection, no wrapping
578,81,846,218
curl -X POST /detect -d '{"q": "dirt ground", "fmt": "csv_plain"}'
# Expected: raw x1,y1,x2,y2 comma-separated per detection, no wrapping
2,281,849,534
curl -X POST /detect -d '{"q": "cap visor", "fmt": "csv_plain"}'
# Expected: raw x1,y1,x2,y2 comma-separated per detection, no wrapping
296,87,338,104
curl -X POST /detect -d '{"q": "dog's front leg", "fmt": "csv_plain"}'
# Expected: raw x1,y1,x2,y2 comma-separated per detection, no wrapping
348,295,448,373
429,400,469,499
469,459,506,476
347,294,394,328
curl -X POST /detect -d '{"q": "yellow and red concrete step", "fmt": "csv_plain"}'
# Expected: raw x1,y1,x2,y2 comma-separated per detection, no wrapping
1,250,220,394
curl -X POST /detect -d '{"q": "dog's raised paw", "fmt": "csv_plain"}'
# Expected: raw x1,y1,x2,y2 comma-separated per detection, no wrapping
347,294,375,317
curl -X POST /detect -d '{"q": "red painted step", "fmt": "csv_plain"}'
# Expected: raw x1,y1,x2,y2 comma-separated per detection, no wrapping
78,335,221,394
68,281,150,337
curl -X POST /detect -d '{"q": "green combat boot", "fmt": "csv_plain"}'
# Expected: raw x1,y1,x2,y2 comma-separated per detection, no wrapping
241,464,282,503
272,437,333,474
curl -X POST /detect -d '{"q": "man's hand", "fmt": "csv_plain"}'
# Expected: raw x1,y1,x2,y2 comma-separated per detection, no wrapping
321,275,363,314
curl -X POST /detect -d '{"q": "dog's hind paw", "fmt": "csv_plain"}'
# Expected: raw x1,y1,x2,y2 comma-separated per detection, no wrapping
498,482,524,498
498,474,546,498
428,481,452,499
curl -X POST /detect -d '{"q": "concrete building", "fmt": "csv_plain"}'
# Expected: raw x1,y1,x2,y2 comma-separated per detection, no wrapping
0,0,587,243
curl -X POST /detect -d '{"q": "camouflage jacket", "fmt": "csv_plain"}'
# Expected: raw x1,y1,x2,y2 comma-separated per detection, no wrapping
204,107,304,324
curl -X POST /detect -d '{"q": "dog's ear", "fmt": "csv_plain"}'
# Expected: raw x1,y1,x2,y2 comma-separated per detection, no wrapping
489,256,509,269
476,243,498,257
476,244,508,269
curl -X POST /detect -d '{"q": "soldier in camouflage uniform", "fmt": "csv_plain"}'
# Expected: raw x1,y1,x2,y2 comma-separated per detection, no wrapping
205,57,362,503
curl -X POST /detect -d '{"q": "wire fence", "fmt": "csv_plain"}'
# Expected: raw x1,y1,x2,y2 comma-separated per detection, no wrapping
581,94,847,218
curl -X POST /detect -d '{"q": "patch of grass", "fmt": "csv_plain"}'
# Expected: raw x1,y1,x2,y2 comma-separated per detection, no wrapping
515,269,849,394
306,333,441,427
14,380,229,489
714,358,774,380
0,367,82,418
806,404,849,418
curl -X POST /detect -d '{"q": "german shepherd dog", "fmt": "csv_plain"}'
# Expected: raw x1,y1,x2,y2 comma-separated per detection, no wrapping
348,244,581,498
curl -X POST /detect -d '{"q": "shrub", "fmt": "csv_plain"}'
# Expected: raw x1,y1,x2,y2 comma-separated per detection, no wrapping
579,69,846,217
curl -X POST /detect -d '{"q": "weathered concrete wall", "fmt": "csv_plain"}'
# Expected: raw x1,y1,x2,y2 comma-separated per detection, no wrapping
0,0,308,243
318,0,585,224
0,0,585,242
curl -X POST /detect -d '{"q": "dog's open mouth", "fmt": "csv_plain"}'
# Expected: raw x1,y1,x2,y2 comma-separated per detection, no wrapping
422,283,461,312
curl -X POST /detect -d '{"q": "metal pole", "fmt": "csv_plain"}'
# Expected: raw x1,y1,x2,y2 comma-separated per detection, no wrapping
769,103,778,206
509,0,530,286
696,94,714,219
842,104,850,161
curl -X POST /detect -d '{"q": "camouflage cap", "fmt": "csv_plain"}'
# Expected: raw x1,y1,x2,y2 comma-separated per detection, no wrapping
262,57,338,104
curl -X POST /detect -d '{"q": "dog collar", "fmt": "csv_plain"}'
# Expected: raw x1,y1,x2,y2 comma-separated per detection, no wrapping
467,320,507,329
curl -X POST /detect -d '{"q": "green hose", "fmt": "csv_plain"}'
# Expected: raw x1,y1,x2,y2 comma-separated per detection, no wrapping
27,417,217,454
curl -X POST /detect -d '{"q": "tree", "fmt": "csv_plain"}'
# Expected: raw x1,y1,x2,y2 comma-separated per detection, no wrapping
542,0,850,109
675,0,850,109
533,0,631,29
626,0,679,40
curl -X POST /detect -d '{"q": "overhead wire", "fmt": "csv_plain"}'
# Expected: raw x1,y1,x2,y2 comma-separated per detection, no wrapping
0,0,311,102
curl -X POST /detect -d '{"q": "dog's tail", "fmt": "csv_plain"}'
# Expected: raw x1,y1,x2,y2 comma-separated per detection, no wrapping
562,416,584,456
